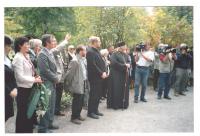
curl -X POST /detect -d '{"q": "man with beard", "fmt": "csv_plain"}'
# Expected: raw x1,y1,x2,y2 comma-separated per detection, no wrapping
107,42,130,110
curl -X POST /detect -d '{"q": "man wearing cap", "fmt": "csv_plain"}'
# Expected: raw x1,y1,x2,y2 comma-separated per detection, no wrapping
86,36,107,119
174,43,192,96
107,42,130,109
157,44,176,100
134,42,154,103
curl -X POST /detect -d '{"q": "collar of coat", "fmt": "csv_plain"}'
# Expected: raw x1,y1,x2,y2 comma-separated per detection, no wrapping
91,46,100,53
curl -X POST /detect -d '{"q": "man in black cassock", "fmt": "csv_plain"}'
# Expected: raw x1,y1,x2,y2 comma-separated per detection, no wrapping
107,42,130,110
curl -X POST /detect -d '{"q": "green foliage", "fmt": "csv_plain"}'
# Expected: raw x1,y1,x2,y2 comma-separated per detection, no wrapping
5,7,77,41
164,6,193,25
153,7,193,46
5,7,193,48
27,83,51,119
60,91,73,109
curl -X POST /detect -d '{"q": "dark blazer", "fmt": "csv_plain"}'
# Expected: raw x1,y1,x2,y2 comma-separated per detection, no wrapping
130,53,136,69
86,47,106,81
68,53,73,62
29,49,38,68
5,65,17,121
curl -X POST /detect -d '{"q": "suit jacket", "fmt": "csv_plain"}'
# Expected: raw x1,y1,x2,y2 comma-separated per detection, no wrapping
12,52,35,88
60,50,69,72
86,47,106,81
68,53,73,62
5,64,17,121
37,48,58,86
65,55,85,94
29,49,38,68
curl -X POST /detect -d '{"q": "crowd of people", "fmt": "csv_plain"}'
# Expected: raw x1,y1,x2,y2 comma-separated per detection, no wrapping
4,34,193,133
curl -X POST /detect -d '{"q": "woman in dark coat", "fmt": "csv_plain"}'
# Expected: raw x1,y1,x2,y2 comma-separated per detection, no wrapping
5,35,17,122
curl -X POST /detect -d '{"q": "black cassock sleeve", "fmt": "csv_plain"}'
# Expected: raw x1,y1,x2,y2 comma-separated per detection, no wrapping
110,53,127,72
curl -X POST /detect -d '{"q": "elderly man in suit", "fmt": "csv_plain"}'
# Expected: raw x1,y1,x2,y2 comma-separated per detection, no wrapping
28,39,42,68
86,36,107,119
65,45,88,124
52,34,71,116
37,34,70,133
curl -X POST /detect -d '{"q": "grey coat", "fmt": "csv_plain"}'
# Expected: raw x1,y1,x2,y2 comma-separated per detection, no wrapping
37,47,58,127
51,40,68,83
64,55,85,94
37,48,58,85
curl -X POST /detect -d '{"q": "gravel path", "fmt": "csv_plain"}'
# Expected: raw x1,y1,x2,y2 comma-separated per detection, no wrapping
5,87,193,133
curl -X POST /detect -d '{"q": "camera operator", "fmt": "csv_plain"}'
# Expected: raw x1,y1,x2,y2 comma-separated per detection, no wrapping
134,42,154,103
174,43,192,96
157,44,177,100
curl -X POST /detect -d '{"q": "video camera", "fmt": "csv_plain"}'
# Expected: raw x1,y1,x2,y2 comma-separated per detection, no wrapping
181,46,193,54
158,46,176,55
135,42,146,52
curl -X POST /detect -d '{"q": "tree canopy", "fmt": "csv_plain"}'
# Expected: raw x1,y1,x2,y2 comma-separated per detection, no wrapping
5,6,193,48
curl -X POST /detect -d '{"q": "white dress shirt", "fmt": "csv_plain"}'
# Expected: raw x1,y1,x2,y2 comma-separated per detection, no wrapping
79,57,87,81
4,55,12,69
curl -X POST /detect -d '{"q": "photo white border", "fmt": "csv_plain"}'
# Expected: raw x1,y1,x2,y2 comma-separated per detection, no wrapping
1,0,200,136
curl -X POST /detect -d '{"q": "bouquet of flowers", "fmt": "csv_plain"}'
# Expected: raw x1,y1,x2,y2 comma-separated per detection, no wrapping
27,83,51,121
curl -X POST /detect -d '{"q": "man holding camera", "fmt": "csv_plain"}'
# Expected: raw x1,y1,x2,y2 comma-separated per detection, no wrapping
174,43,192,96
157,44,177,100
134,42,154,103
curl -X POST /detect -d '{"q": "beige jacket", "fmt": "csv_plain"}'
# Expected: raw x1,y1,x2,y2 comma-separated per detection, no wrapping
12,52,35,88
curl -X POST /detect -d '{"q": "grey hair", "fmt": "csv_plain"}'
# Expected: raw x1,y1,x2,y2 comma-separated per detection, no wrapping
100,49,109,56
29,39,42,49
89,36,100,44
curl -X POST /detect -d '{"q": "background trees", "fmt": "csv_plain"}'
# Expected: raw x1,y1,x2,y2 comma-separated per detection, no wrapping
4,6,193,48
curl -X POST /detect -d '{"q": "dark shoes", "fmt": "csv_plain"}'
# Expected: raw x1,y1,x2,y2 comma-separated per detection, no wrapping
71,116,85,125
158,95,171,100
71,119,82,125
48,124,59,130
38,129,53,133
164,96,172,100
134,97,147,103
174,92,179,97
157,96,161,99
140,98,147,102
55,111,65,116
95,112,104,116
87,113,99,119
134,97,138,103
179,92,186,96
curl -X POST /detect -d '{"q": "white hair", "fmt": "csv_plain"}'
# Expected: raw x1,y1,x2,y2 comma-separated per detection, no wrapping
68,45,75,50
29,39,42,49
180,43,187,47
100,49,109,57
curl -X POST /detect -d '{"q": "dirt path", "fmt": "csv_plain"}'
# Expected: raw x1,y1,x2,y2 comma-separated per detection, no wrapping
5,87,193,133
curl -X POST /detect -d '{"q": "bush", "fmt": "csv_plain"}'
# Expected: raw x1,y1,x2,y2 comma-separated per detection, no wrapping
60,91,73,110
